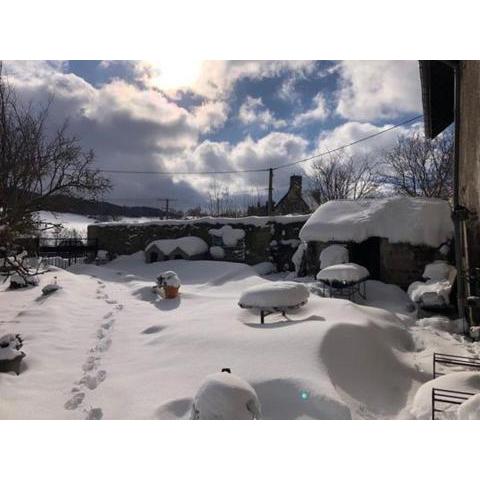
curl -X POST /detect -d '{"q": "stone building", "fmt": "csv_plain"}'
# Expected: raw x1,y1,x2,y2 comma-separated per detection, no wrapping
299,196,454,290
419,60,480,326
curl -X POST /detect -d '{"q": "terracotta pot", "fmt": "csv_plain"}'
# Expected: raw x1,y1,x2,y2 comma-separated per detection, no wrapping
164,285,180,299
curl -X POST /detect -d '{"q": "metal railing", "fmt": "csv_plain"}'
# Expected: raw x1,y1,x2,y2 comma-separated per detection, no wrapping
433,352,480,378
431,388,476,420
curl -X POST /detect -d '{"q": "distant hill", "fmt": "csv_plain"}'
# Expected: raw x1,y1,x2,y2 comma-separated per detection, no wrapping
41,194,182,219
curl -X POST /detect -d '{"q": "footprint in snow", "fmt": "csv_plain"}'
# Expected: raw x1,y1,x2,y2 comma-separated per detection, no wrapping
82,356,99,372
86,407,103,420
95,338,112,353
64,392,85,410
115,304,123,311
105,299,117,305
103,312,113,319
80,370,107,390
101,319,114,330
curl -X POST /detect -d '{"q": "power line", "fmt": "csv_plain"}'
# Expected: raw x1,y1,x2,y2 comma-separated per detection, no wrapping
272,114,424,170
96,114,423,176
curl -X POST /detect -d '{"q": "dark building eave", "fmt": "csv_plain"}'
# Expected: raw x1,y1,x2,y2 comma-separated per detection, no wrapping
419,60,455,138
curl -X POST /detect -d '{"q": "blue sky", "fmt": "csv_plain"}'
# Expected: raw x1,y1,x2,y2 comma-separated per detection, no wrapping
3,60,423,211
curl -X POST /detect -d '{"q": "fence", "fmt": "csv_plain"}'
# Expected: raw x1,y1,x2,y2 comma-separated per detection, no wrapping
37,237,98,268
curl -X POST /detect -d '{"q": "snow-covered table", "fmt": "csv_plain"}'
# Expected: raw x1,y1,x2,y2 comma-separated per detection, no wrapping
315,263,370,300
238,282,310,324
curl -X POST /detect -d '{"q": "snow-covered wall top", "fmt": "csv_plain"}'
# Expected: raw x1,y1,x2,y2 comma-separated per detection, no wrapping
208,225,245,246
94,214,310,228
299,196,453,247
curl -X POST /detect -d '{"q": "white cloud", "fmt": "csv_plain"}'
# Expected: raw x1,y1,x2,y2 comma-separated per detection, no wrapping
192,101,229,133
238,96,286,129
335,61,422,121
315,120,419,161
293,93,329,126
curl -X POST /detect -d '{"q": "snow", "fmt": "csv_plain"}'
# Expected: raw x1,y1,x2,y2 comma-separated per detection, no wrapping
96,250,108,259
209,246,225,259
252,262,275,275
316,263,369,283
409,372,480,419
291,242,306,275
299,196,453,247
319,244,349,269
157,271,181,288
190,371,261,419
145,237,208,256
408,280,454,307
2,251,480,420
238,282,310,309
423,260,456,281
0,334,24,361
209,225,245,247
457,393,480,419
95,214,311,228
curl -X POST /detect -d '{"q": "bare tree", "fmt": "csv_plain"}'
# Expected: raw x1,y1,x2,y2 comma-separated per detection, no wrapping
308,152,379,204
0,62,111,280
206,179,234,216
380,130,453,200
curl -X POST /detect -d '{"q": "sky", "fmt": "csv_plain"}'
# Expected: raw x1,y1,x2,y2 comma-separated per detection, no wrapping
3,60,423,212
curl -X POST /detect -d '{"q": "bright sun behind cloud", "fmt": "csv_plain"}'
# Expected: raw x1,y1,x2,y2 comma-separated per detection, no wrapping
144,60,205,92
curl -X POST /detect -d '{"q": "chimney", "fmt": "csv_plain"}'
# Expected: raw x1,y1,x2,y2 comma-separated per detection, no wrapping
290,175,302,193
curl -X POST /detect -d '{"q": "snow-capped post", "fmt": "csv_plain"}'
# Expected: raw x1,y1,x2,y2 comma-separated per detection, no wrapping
156,271,181,299
190,370,261,420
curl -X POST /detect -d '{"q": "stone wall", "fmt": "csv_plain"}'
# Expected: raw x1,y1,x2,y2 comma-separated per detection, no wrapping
87,217,308,271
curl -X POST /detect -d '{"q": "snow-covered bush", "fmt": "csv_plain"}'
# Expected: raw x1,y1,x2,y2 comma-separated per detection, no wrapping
190,371,261,420
208,226,245,247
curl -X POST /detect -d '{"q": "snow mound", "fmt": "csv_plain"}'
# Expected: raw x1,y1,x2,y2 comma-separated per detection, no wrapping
457,393,480,420
316,263,369,283
209,225,245,247
191,372,261,419
299,196,453,247
145,237,208,256
238,282,309,309
410,372,480,419
319,244,349,269
209,246,225,259
252,262,275,275
0,334,24,361
416,316,460,332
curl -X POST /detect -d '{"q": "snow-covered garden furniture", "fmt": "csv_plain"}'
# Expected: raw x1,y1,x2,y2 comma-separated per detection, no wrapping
408,261,457,312
9,273,39,289
156,271,181,299
315,263,370,300
190,370,261,419
238,282,310,324
0,334,25,375
319,244,349,269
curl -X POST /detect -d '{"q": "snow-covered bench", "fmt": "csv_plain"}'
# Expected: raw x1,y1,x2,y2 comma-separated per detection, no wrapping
238,282,310,324
315,263,370,300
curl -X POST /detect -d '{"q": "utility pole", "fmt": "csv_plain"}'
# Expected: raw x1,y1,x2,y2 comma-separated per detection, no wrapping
157,198,177,219
267,168,274,216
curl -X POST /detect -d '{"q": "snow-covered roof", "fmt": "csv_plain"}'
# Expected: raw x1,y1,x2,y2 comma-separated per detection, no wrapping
299,196,453,247
145,236,208,256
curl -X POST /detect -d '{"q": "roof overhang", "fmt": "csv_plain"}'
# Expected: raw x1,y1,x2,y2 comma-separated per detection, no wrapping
419,60,455,138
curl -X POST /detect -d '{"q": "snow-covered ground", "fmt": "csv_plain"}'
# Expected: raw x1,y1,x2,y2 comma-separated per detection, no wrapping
1,255,479,420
